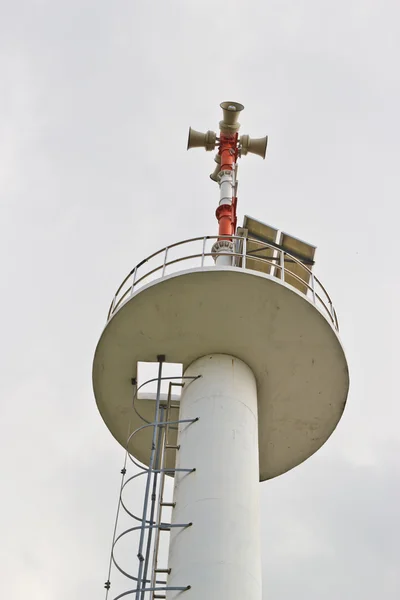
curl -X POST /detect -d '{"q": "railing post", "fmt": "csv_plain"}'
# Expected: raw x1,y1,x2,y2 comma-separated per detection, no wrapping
242,236,247,269
110,295,117,316
280,249,285,281
201,237,206,267
310,272,317,304
329,300,335,324
334,307,339,331
162,247,169,277
130,266,138,296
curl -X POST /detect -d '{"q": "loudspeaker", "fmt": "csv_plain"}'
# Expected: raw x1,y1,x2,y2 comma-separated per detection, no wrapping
219,101,244,133
187,128,216,151
240,134,268,159
209,154,221,182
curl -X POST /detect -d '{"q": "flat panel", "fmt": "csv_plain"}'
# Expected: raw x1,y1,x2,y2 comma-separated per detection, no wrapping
240,216,317,292
243,215,279,244
280,232,316,263
242,215,279,275
280,232,316,294
245,238,277,275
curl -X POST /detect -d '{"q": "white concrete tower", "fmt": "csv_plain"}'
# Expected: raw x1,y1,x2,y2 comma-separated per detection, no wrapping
93,102,349,600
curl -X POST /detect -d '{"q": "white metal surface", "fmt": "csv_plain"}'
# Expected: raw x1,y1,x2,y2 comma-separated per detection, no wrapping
93,267,349,480
212,239,234,266
218,171,234,206
214,171,235,266
166,354,261,600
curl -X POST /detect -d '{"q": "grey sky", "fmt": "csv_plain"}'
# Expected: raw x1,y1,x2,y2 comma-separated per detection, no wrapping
1,0,399,598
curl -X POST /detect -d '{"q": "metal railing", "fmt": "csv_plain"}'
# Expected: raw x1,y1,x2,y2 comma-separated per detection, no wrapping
107,235,339,330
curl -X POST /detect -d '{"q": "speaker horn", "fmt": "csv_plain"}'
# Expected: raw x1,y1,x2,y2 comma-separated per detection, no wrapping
187,128,216,151
209,154,221,182
219,101,244,133
240,134,268,159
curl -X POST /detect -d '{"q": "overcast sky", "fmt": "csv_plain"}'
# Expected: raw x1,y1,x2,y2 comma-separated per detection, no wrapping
1,1,399,598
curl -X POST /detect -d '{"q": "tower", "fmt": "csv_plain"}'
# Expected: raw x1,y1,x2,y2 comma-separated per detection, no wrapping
93,102,349,599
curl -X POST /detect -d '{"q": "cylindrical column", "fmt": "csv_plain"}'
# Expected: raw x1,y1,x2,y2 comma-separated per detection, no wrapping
211,238,234,266
214,168,235,266
166,354,262,600
219,171,234,207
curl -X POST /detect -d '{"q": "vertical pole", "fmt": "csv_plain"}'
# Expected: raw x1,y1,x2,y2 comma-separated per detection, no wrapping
130,266,138,296
213,133,238,267
280,248,285,281
216,133,237,241
162,248,169,278
110,295,117,317
329,301,335,325
310,271,316,304
242,236,247,269
201,237,206,268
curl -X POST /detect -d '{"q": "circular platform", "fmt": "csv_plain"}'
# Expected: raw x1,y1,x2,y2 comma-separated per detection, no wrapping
93,267,349,480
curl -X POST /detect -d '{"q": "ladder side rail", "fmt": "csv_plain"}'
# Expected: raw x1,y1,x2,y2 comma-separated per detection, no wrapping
150,386,172,597
135,359,164,600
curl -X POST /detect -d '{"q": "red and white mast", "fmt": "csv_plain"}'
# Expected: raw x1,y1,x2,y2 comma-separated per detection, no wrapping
188,101,267,265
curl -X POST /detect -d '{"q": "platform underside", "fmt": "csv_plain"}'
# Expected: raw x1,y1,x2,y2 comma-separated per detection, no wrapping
93,267,349,480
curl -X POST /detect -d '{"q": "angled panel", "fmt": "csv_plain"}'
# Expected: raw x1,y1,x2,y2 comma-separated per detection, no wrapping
242,215,279,275
280,231,316,294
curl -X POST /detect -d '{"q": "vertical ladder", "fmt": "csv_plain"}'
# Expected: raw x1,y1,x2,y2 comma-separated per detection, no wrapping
150,382,183,599
106,361,197,600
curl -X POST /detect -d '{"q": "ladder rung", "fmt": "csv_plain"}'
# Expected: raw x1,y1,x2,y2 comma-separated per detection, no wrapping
161,502,176,508
165,444,180,450
159,525,171,531
155,568,171,574
154,596,166,599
